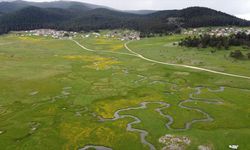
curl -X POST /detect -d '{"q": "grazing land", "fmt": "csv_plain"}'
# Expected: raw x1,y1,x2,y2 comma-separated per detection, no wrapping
0,31,250,150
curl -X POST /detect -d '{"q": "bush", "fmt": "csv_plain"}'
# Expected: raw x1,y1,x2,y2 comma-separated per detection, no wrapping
247,53,250,59
179,32,250,49
63,33,69,37
230,50,244,59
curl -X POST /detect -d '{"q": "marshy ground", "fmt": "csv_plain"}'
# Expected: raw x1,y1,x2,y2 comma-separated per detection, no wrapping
0,32,249,150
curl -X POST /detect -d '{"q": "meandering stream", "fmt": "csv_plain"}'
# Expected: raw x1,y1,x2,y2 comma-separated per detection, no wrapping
73,32,227,150
85,86,224,150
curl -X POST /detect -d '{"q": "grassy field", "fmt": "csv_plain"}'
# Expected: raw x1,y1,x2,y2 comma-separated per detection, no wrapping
128,35,250,76
0,32,249,150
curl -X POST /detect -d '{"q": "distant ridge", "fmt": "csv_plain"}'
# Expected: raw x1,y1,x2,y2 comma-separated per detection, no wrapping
0,1,249,34
125,10,157,15
0,0,107,13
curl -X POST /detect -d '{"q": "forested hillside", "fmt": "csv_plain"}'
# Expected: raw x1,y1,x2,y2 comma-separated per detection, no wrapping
0,1,249,34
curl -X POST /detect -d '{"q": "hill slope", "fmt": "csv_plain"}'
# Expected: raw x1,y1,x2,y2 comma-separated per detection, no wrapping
0,1,249,34
149,7,249,27
0,0,106,13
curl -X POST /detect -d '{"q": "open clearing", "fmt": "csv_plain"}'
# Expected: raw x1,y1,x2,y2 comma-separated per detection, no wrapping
0,33,249,150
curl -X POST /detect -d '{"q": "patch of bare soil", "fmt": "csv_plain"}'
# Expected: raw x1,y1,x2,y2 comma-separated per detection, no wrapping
159,134,191,150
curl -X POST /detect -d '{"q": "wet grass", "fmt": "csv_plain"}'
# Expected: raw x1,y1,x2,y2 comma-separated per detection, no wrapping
0,33,249,149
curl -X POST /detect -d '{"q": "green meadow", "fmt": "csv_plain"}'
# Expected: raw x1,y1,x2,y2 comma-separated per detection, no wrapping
0,32,249,150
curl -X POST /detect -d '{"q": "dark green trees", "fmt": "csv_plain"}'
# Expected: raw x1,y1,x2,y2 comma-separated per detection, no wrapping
179,32,250,50
230,50,244,59
247,53,250,59
0,5,250,35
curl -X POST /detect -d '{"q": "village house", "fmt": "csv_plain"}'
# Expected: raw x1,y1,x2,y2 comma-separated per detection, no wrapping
183,27,250,37
19,29,76,39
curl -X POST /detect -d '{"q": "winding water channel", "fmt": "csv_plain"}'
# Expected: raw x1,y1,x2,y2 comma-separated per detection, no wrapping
80,86,225,150
73,36,227,150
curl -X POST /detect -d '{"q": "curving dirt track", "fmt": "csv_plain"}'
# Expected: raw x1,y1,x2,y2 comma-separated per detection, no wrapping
79,145,112,150
124,41,250,80
72,39,136,57
72,39,250,80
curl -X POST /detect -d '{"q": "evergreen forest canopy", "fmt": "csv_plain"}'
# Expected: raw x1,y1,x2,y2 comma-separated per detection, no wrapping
179,32,250,49
0,0,250,35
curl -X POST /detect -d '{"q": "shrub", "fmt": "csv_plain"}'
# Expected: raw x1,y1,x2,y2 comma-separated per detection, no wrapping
179,32,250,49
63,33,70,37
230,50,244,59
247,53,250,59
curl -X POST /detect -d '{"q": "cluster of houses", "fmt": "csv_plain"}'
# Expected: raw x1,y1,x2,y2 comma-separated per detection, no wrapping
15,29,141,41
14,28,250,40
83,32,101,38
105,30,141,41
82,30,141,41
183,27,250,37
17,29,77,39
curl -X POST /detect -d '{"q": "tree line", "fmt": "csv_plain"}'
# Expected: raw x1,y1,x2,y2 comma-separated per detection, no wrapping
1,6,250,35
179,32,250,49
179,32,250,59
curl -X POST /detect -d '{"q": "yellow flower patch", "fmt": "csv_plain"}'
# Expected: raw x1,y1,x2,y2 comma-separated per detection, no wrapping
94,94,164,119
63,55,120,70
60,122,93,149
18,36,42,42
110,44,124,51
95,38,124,51
60,122,116,150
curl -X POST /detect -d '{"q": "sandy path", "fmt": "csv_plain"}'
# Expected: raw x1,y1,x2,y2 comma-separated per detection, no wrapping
0,42,15,46
124,41,250,80
79,145,112,150
71,39,137,57
72,39,250,80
